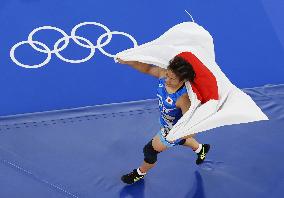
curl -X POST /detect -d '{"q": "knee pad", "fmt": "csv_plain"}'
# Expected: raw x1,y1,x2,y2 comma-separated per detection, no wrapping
143,140,159,164
178,139,186,145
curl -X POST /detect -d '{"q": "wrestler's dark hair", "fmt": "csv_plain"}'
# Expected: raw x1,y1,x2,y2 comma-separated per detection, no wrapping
167,56,196,82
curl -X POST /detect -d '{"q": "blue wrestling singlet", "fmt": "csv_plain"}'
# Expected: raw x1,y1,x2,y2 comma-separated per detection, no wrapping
156,77,188,147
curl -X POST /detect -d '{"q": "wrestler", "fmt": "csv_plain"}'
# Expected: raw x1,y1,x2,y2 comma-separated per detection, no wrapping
117,55,210,184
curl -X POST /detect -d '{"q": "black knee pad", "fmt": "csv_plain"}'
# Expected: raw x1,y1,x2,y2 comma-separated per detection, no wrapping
143,140,159,164
178,139,186,145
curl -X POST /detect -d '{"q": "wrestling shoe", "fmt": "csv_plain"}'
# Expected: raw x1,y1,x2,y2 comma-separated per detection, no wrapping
121,169,145,184
196,144,210,165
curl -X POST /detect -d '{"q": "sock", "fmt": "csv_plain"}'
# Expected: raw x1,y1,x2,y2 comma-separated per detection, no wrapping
137,168,146,176
194,144,202,153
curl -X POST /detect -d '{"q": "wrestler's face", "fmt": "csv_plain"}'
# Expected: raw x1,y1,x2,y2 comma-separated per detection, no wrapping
165,69,183,88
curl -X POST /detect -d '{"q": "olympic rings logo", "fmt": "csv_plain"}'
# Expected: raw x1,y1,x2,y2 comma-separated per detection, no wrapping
10,22,138,69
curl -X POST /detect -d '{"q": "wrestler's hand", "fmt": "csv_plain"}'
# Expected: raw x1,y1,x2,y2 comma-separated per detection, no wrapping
116,58,129,64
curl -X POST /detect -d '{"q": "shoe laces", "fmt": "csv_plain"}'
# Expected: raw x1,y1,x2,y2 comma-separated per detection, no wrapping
127,170,138,177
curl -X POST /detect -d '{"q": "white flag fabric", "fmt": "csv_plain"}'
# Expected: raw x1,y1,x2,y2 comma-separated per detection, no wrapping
114,22,269,141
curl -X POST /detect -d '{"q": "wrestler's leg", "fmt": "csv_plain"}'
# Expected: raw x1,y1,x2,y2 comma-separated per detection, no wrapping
139,134,168,173
181,134,200,150
121,132,172,184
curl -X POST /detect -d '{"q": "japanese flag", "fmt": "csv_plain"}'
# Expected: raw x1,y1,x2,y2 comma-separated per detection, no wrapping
115,21,268,141
166,96,173,105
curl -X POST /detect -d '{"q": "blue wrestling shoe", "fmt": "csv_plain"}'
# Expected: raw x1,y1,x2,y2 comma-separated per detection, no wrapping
196,144,210,165
121,169,145,184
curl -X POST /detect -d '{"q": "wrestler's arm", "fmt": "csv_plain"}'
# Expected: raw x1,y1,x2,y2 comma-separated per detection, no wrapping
176,93,196,139
176,93,191,115
117,58,166,78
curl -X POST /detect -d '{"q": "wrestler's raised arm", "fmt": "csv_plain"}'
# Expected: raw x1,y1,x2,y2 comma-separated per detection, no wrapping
117,58,166,78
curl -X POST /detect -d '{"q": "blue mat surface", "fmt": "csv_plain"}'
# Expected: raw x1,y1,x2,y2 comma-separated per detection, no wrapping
0,84,283,198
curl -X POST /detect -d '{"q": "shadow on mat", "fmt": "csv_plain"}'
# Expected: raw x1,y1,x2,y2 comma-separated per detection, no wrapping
119,179,145,198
